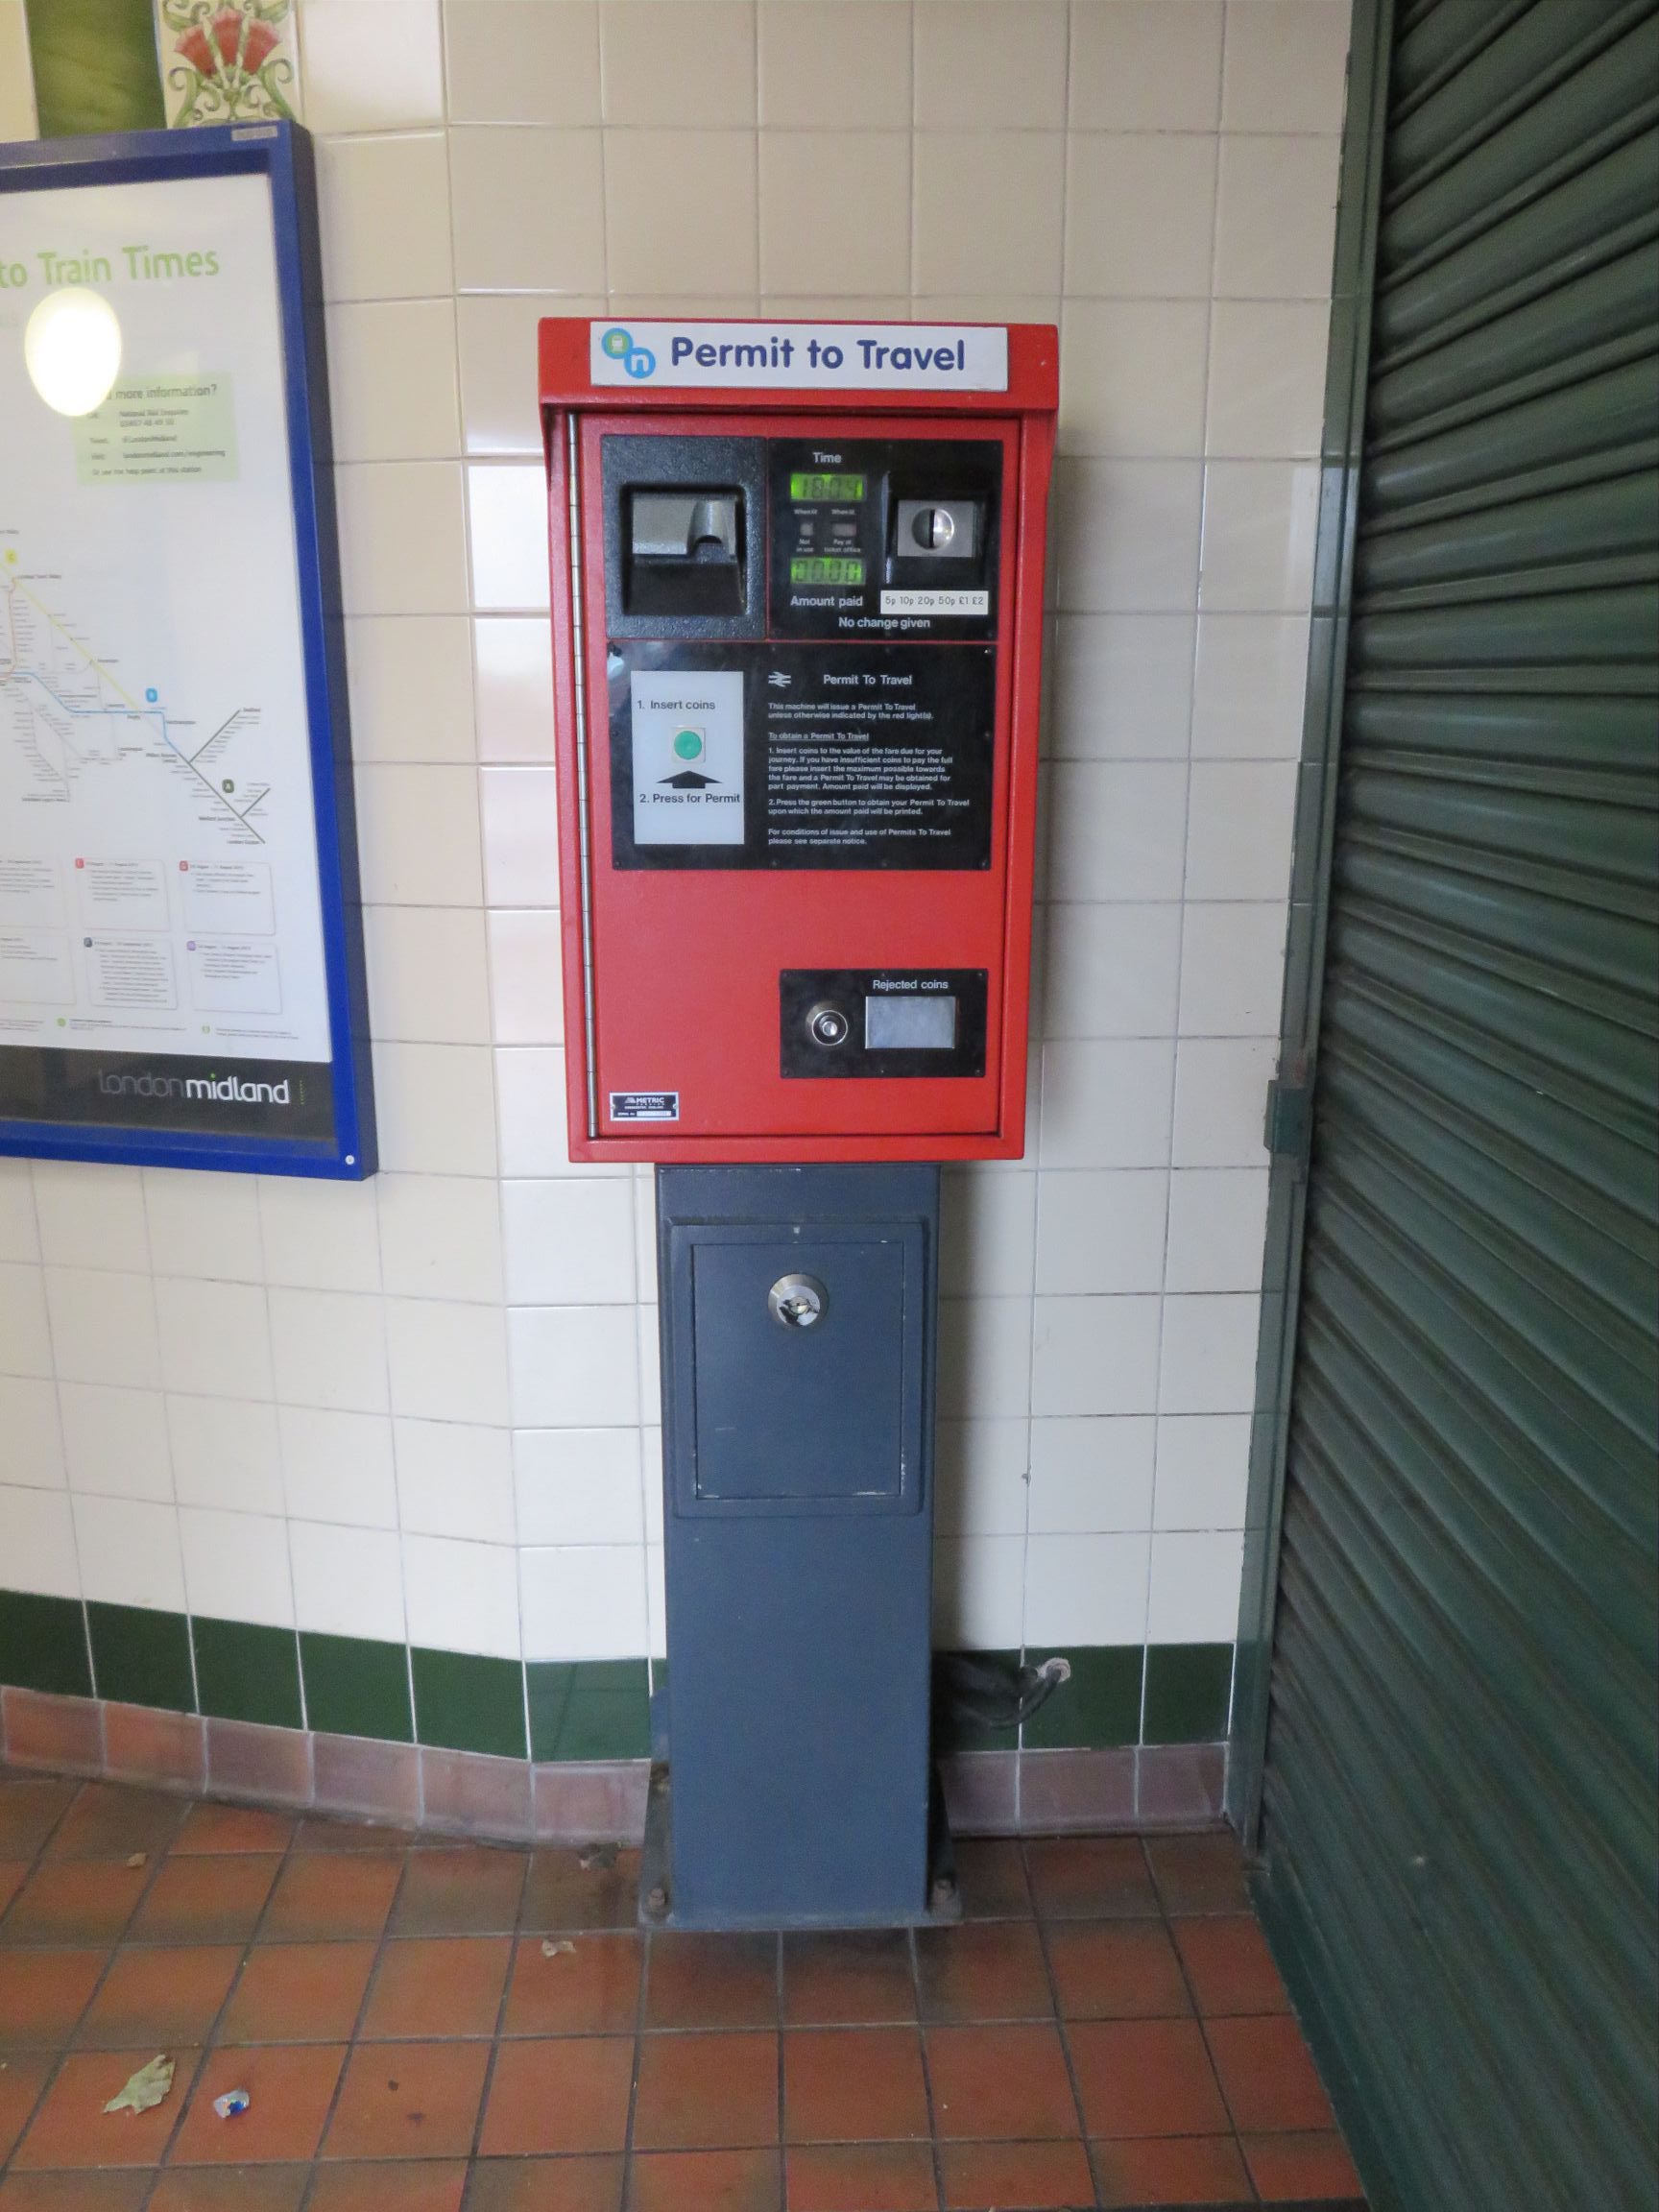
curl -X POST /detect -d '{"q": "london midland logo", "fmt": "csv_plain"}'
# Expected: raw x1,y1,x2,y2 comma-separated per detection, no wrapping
600,326,656,379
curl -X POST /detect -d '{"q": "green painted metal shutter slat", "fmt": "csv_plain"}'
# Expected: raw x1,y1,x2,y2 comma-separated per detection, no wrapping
1256,4,1659,2208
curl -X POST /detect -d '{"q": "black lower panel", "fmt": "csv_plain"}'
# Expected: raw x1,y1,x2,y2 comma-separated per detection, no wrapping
0,1044,334,1139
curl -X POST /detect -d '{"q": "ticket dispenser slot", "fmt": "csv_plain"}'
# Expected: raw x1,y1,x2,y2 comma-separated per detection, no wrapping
603,433,767,641
625,489,745,618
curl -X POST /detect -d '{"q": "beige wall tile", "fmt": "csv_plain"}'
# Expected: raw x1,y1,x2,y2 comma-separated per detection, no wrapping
914,132,1066,296
345,616,476,763
335,462,469,614
1060,299,1211,457
758,0,911,128
1206,299,1330,456
604,131,759,294
600,1,757,126
1190,613,1310,757
372,1042,500,1176
354,765,485,906
299,0,444,130
1053,457,1204,613
1069,0,1223,130
326,300,461,463
1221,0,1351,132
1199,460,1321,611
365,906,493,1043
1214,132,1342,297
914,0,1067,129
450,128,607,292
316,134,453,301
759,132,910,295
460,294,603,454
0,0,36,138
1065,133,1217,299
445,0,603,125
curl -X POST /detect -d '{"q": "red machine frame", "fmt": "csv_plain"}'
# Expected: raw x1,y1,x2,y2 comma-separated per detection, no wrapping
540,319,1058,1164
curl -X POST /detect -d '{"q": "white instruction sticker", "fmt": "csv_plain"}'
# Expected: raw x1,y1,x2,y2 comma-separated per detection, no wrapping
879,590,990,616
610,1091,680,1121
631,670,745,846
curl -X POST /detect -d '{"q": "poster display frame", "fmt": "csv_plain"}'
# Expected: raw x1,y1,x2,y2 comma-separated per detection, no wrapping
0,121,374,1179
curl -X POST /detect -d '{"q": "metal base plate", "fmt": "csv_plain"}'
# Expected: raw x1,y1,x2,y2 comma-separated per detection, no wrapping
638,1764,965,1933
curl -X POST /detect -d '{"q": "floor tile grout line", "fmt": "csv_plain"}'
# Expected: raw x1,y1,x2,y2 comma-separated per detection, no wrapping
1157,1860,1264,2204
908,1920,949,2212
773,1926,787,2211
455,1845,532,2202
1024,1834,1107,2212
618,1887,653,2186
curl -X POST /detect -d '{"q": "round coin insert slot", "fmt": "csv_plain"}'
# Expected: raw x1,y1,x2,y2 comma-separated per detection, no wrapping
911,506,956,551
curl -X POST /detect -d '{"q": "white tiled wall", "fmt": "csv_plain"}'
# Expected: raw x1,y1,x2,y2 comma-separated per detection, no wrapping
0,0,1350,1674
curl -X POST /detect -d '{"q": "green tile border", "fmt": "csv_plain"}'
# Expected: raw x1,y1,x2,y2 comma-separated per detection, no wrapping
1023,1645,1145,1750
527,1659,651,1763
300,1629,413,1744
192,1617,302,1732
23,0,165,136
0,1589,92,1699
411,1646,527,1762
86,1599,195,1714
1143,1643,1236,1744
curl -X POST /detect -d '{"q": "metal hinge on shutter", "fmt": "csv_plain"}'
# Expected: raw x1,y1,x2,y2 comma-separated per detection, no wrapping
1265,1051,1314,1168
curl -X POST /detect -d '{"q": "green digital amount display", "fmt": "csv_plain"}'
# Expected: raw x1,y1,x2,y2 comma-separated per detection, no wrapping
790,556,866,587
790,472,866,502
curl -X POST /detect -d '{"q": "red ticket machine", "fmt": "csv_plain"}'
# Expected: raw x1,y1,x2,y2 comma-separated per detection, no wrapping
541,318,1058,1164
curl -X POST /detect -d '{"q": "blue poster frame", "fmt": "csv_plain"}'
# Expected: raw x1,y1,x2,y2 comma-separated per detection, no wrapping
0,121,374,1178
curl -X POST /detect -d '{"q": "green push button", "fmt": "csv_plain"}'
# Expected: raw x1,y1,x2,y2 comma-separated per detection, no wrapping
672,728,705,760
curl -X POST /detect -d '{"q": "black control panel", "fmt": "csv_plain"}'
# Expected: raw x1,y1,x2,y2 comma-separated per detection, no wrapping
781,970,989,1079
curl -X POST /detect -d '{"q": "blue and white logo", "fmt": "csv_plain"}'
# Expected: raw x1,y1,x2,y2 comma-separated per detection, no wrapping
600,325,656,379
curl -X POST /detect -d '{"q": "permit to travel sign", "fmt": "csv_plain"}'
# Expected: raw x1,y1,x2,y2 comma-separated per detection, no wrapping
590,319,1011,391
0,123,373,1178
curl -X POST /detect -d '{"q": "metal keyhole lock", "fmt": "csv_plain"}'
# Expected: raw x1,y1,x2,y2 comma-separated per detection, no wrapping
768,1273,827,1330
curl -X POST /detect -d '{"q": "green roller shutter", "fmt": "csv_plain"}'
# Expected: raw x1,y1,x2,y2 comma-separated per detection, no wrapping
1244,4,1659,2208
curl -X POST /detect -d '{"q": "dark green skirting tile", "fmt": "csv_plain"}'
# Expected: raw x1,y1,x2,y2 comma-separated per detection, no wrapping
1022,1645,1143,1750
1142,1642,1235,1743
300,1631,413,1744
86,1600,194,1714
0,1589,92,1698
528,1660,650,1762
412,1647,527,1762
192,1618,302,1731
932,1648,1025,1754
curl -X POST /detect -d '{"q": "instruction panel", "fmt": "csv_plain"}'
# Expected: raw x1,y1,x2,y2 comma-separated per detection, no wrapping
0,169,335,1139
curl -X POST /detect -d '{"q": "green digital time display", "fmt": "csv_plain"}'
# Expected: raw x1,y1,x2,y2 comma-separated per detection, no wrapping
789,556,866,587
790,472,866,502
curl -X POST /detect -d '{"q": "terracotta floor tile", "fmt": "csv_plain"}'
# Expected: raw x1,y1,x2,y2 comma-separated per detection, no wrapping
1143,1833,1250,1917
1243,2126,1365,2200
1046,1919,1192,2021
169,2043,347,2164
127,1858,279,1946
950,1839,1031,1921
0,2175,151,2210
784,2142,938,2211
925,2024,1079,2142
389,1847,527,1936
502,1931,642,2035
0,1951,106,2048
294,1816,419,1853
521,1847,640,1933
360,1935,511,2038
938,2138,1095,2210
0,1781,77,1858
784,2027,929,2144
258,1854,400,1944
47,1788,186,1865
467,2158,624,2212
915,1922,1052,2024
0,2052,53,2161
12,2047,204,2169
322,2041,490,2162
169,1805,296,1857
1092,2132,1253,2206
1023,1837,1160,1921
627,2148,781,2212
1068,2018,1230,2140
632,2031,780,2152
645,1932,779,2030
1,1864,148,1948
75,1946,240,2048
476,2036,635,2156
217,1941,375,2043
146,2165,307,2209
1206,2013,1335,2133
782,1931,916,2027
304,2161,469,2212
1172,1915,1290,2018
0,1860,28,1915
